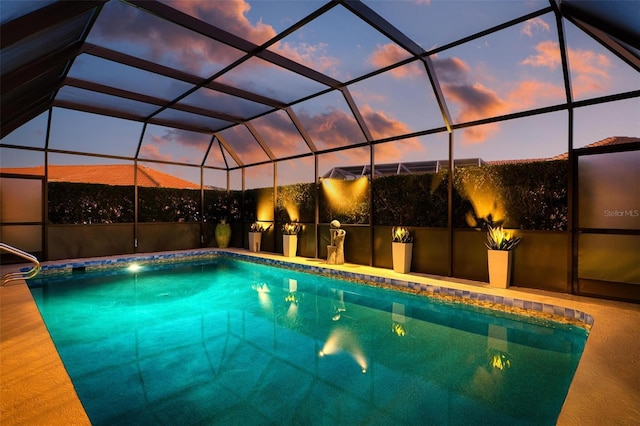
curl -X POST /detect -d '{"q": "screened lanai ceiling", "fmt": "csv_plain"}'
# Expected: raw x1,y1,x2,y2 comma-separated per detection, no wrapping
1,0,639,171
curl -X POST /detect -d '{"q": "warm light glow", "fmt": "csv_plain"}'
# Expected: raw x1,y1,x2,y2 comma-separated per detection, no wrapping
320,327,368,372
490,352,512,370
257,192,273,221
252,282,272,311
284,202,299,223
392,322,406,336
286,302,298,318
458,180,505,227
128,263,141,272
321,177,369,215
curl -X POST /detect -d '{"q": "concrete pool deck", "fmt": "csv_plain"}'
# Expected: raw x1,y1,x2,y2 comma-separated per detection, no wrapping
1,248,639,425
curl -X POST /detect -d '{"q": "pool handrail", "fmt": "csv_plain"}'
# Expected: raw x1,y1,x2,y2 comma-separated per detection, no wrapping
1,243,41,286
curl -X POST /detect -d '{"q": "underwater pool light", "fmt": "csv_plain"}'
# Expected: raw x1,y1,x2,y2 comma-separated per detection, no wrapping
128,263,141,272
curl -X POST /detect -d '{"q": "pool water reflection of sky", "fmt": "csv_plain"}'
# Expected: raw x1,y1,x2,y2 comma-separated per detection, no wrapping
1,0,638,187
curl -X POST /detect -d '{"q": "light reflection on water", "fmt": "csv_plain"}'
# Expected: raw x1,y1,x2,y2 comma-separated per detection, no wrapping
29,257,587,426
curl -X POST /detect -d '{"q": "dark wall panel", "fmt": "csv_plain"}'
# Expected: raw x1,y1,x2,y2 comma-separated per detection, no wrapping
452,230,487,282
373,227,449,276
514,231,569,292
453,229,568,291
137,223,200,253
413,228,450,276
47,224,134,261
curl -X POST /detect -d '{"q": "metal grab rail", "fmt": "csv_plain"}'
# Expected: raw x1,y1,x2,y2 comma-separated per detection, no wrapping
1,243,41,286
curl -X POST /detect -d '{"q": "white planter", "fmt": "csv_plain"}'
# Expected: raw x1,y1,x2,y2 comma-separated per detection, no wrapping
487,250,513,288
392,242,413,273
249,232,262,252
283,234,298,257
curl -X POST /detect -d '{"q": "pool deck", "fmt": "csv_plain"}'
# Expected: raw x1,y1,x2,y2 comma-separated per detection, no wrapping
2,248,639,425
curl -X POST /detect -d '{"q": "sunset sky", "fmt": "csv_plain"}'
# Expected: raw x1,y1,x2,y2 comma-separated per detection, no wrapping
1,0,638,187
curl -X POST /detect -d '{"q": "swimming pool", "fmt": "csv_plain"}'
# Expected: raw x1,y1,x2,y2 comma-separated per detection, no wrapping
28,252,589,425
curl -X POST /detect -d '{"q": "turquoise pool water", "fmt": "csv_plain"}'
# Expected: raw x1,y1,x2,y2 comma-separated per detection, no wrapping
29,257,588,425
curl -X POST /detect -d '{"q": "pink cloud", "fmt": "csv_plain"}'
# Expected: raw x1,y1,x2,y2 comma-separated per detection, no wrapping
164,129,210,150
506,80,565,110
355,103,425,162
139,143,173,162
297,107,366,150
443,83,507,121
167,0,276,45
272,41,340,74
359,104,417,141
432,56,471,82
441,83,505,142
567,48,612,97
374,135,425,162
319,149,369,171
521,17,550,37
522,41,613,97
369,44,417,77
459,123,501,143
522,40,561,69
218,125,270,165
433,54,567,143
250,113,310,154
169,0,343,81
94,1,275,75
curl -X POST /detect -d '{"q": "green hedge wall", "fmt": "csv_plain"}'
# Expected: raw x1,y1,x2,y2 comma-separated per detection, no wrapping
138,187,201,222
452,160,567,230
203,189,241,223
47,161,567,230
373,172,449,227
48,182,134,224
318,179,370,224
243,187,274,223
276,182,316,223
373,160,567,230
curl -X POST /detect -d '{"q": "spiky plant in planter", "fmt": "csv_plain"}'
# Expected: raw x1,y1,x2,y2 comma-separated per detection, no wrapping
250,222,271,233
282,222,302,235
392,226,414,243
391,226,414,273
282,222,301,257
485,225,521,288
485,225,521,251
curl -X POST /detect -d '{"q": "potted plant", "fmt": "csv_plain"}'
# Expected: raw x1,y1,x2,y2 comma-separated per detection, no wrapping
485,225,521,288
249,222,270,252
214,218,231,248
392,226,414,273
282,222,302,257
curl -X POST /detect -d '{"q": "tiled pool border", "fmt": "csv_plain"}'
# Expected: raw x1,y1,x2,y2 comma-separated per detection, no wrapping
28,248,593,329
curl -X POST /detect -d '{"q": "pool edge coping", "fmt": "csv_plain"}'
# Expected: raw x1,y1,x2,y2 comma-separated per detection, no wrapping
28,248,594,330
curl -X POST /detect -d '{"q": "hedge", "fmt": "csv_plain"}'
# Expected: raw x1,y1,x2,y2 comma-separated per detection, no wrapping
47,160,567,230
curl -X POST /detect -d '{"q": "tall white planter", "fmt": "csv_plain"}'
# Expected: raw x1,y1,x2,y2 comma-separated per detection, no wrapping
392,242,413,273
487,250,513,288
249,232,262,252
283,234,298,257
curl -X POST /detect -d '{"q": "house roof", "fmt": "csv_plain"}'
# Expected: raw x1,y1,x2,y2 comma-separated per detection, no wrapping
0,164,201,189
549,136,640,160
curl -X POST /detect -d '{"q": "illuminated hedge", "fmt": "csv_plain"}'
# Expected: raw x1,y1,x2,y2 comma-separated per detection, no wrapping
373,160,567,230
48,161,567,230
452,160,567,230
